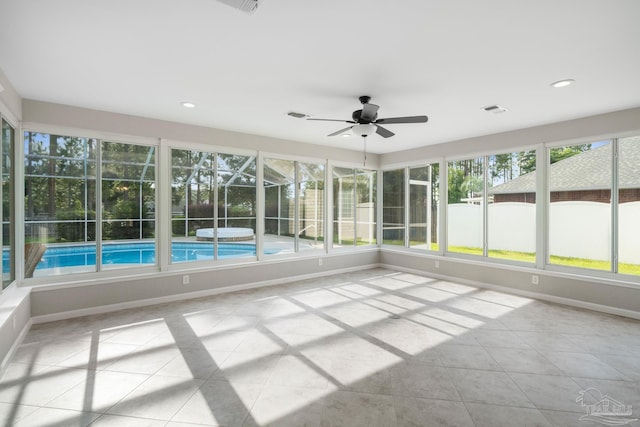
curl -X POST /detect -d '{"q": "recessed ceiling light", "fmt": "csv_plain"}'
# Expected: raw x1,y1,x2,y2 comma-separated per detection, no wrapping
181,101,196,108
341,133,351,138
550,79,575,88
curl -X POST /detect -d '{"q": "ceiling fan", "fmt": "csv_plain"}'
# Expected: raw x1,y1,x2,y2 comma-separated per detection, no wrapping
291,96,428,138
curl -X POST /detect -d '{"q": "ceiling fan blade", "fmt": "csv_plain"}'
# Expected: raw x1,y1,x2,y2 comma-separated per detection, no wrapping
375,115,428,124
374,124,395,138
307,118,355,123
360,103,380,122
328,125,355,137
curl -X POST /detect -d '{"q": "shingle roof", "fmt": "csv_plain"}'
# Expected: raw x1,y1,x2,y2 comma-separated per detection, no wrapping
489,137,640,194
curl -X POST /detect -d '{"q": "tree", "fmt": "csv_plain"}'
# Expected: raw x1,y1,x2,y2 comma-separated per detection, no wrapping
517,150,536,174
448,158,483,204
550,144,592,164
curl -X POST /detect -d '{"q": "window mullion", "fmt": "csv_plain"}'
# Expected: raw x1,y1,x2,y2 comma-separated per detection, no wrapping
158,141,171,270
294,161,300,253
536,144,546,269
213,153,219,260
404,167,410,248
96,140,103,272
256,152,264,260
483,156,488,257
611,138,619,273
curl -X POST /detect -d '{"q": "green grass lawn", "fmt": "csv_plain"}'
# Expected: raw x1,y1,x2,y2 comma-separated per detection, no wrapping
447,246,640,276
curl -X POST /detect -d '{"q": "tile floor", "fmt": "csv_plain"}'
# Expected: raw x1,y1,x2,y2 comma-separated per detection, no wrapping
1,268,640,426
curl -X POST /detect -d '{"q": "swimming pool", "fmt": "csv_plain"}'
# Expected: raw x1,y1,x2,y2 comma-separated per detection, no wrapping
30,241,259,270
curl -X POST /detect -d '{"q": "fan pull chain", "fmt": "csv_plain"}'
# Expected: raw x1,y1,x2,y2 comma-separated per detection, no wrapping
363,135,367,166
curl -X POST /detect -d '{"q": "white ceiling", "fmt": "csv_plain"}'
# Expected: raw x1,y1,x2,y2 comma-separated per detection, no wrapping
1,0,639,154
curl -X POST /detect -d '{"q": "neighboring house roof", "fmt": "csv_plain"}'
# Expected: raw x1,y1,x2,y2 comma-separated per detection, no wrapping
489,137,640,194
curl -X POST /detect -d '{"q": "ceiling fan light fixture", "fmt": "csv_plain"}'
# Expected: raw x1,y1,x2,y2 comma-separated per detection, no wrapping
352,124,376,137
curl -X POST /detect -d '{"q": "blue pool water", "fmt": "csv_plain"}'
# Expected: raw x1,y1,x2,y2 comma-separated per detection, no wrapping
25,242,258,270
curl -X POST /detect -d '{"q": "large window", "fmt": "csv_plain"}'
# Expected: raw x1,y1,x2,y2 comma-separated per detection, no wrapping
171,149,256,263
409,164,439,251
171,150,215,261
447,157,484,255
23,133,157,277
264,158,324,255
2,120,15,288
101,142,156,270
380,164,440,250
333,167,376,247
618,136,640,276
382,169,405,245
24,133,98,277
264,158,296,254
487,150,536,262
298,162,325,251
548,142,611,271
446,151,537,262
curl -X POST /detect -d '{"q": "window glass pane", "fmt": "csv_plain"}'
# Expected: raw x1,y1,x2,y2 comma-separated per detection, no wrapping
264,158,295,255
409,166,428,248
24,133,97,277
333,167,376,247
2,120,15,287
447,158,484,255
171,150,256,264
101,142,156,270
333,167,355,247
298,162,324,251
487,150,536,263
355,169,376,245
409,163,439,250
217,153,256,259
171,149,215,263
383,169,405,245
618,136,640,276
548,142,611,271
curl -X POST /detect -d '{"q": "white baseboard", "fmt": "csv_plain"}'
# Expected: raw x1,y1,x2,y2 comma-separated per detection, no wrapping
381,263,640,321
31,263,379,324
29,261,640,325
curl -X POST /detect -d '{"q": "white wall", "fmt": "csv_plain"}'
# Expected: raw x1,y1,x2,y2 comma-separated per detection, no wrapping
0,68,25,374
380,250,640,320
22,100,380,167
0,68,22,122
29,251,379,320
381,107,640,166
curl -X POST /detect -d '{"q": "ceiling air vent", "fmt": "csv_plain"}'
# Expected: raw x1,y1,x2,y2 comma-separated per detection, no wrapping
482,105,508,114
216,0,260,14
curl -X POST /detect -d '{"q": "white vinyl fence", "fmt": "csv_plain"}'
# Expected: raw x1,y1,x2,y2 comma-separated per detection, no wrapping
448,201,640,264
